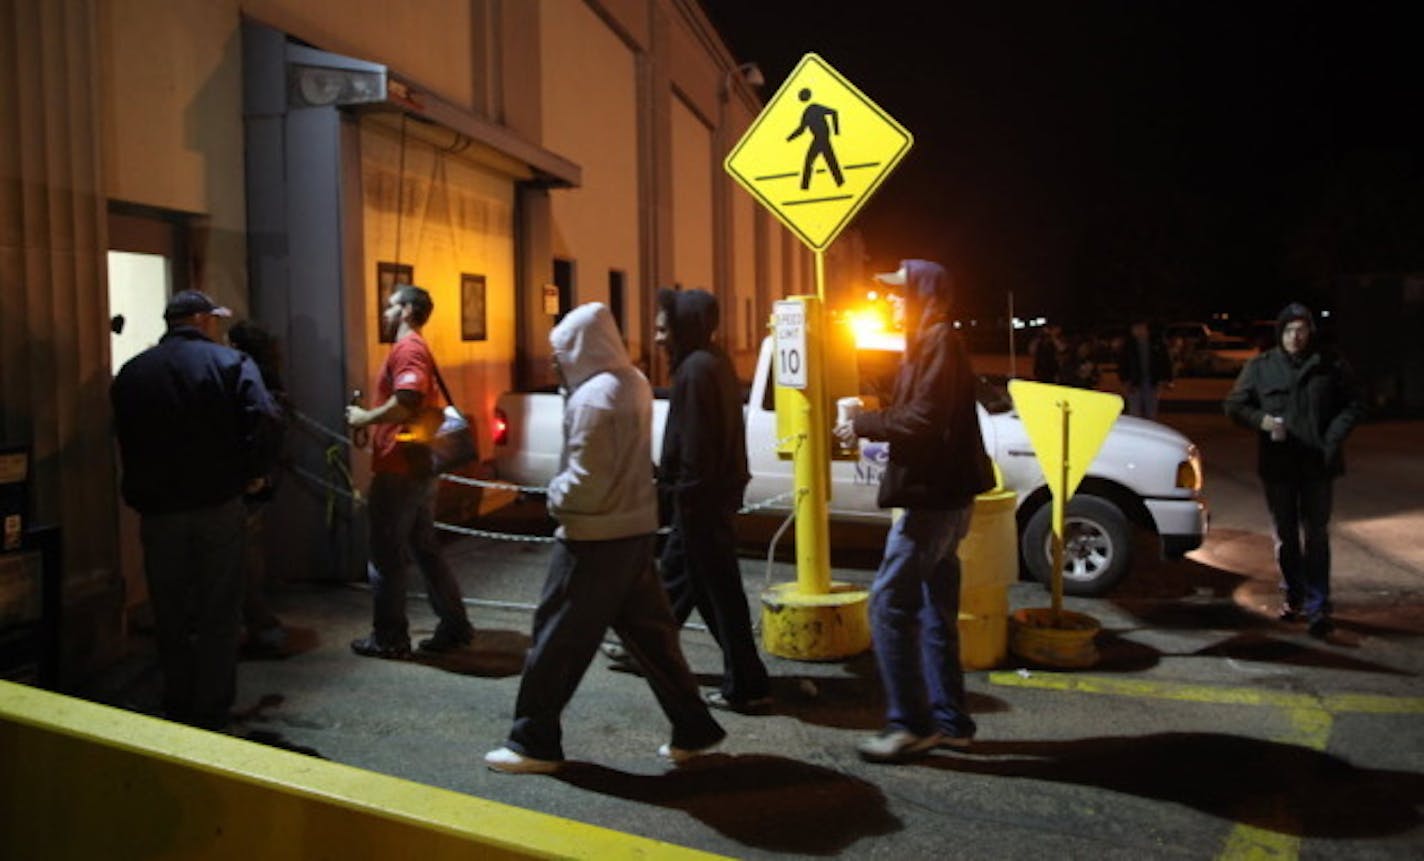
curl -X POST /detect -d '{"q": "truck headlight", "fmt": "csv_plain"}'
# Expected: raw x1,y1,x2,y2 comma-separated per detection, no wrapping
1175,446,1202,491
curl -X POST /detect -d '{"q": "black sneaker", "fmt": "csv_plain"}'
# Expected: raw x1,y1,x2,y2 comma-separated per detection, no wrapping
1307,617,1335,639
418,628,474,654
350,635,411,660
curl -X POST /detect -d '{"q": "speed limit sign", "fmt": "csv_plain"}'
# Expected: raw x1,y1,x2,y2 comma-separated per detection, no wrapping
773,300,807,389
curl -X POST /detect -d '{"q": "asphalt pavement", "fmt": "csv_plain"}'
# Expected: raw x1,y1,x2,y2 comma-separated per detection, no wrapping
78,375,1424,860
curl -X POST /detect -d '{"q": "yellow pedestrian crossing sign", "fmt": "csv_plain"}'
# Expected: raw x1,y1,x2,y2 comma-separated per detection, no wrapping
725,53,913,251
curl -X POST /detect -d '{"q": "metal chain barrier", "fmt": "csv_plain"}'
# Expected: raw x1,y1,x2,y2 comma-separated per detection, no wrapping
280,406,805,545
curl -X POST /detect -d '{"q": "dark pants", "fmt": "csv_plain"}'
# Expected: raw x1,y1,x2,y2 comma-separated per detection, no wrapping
1264,477,1334,620
661,500,770,703
366,471,472,647
508,534,724,761
140,497,246,730
242,503,281,635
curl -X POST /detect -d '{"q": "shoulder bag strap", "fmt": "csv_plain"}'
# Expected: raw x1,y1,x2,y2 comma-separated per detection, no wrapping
429,358,458,410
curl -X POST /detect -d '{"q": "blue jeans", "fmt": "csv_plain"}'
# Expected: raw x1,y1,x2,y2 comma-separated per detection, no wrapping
870,506,977,738
508,535,724,761
140,498,246,729
1264,477,1334,620
366,471,472,647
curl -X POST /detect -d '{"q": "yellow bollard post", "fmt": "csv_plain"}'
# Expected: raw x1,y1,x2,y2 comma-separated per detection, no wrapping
760,261,870,660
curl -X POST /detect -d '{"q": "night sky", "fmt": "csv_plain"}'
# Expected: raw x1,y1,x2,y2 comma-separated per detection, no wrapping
704,1,1420,326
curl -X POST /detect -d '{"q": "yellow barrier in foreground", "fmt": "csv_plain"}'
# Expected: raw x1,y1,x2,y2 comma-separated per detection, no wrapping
0,680,726,860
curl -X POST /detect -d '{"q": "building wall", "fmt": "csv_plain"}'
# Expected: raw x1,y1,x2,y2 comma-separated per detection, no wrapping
244,0,476,109
541,0,643,354
357,116,518,455
4,0,809,677
98,0,249,309
669,92,714,294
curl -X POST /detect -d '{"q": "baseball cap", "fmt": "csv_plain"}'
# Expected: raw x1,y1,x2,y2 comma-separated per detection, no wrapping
164,290,232,321
873,266,907,287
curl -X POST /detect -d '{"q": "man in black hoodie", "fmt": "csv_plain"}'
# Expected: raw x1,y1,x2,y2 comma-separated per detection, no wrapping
1225,302,1364,638
655,287,771,712
834,260,995,763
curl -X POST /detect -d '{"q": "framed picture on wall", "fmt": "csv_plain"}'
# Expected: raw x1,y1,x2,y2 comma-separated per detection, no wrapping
461,273,487,341
376,262,414,343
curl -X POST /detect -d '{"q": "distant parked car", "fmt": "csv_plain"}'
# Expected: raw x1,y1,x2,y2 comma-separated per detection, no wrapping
1164,322,1251,377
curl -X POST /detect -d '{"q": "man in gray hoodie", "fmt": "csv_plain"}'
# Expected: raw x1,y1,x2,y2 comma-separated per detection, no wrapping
485,303,725,774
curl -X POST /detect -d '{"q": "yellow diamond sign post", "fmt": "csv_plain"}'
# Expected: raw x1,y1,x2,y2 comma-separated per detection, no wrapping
725,53,913,252
1005,380,1125,668
729,54,912,660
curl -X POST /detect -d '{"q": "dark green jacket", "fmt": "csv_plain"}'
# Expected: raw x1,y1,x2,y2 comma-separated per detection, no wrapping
1224,347,1365,479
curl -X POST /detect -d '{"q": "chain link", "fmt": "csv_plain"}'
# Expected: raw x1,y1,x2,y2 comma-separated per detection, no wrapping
440,472,548,495
282,405,805,544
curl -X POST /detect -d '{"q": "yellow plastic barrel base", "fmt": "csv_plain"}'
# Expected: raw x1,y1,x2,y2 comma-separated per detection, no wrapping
956,600,1013,668
1008,607,1101,668
760,582,870,660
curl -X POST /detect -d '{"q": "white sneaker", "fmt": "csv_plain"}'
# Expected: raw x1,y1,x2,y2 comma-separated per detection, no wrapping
658,738,723,764
856,729,942,763
484,746,561,775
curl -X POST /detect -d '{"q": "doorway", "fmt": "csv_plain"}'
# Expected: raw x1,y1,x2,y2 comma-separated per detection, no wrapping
106,203,194,613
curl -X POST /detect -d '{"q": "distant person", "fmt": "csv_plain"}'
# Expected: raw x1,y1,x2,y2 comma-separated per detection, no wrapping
1224,302,1365,638
1059,337,1101,390
485,303,725,774
346,285,475,659
111,290,281,730
1030,323,1065,383
834,260,995,763
654,287,771,712
227,320,290,656
1118,320,1174,418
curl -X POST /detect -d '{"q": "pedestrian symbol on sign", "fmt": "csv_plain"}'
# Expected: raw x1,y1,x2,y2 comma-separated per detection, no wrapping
787,88,844,191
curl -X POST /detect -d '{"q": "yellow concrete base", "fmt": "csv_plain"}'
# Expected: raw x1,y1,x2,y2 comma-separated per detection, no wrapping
1008,607,1101,668
760,582,870,660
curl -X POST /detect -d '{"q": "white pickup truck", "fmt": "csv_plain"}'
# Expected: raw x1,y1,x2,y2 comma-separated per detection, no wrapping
492,334,1208,596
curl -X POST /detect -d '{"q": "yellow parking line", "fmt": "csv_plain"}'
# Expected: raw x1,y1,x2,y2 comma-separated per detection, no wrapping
986,671,1424,715
986,672,1423,861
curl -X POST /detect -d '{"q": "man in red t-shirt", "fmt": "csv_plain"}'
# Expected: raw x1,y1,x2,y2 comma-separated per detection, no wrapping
346,285,475,659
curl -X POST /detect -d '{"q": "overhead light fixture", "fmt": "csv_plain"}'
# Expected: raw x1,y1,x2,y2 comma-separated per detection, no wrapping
721,61,766,98
289,63,386,108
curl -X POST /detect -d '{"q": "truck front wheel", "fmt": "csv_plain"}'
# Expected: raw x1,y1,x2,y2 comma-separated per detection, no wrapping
1020,495,1132,596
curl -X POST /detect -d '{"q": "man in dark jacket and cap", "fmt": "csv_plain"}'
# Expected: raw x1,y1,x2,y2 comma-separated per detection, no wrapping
654,287,771,712
834,260,995,763
1225,302,1364,638
111,290,281,730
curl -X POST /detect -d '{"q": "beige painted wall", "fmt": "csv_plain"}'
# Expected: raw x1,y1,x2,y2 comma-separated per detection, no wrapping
670,93,713,293
98,0,249,310
243,0,475,107
541,0,642,350
359,117,517,454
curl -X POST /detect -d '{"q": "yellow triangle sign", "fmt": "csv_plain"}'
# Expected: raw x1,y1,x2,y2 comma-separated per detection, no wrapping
1007,380,1123,502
